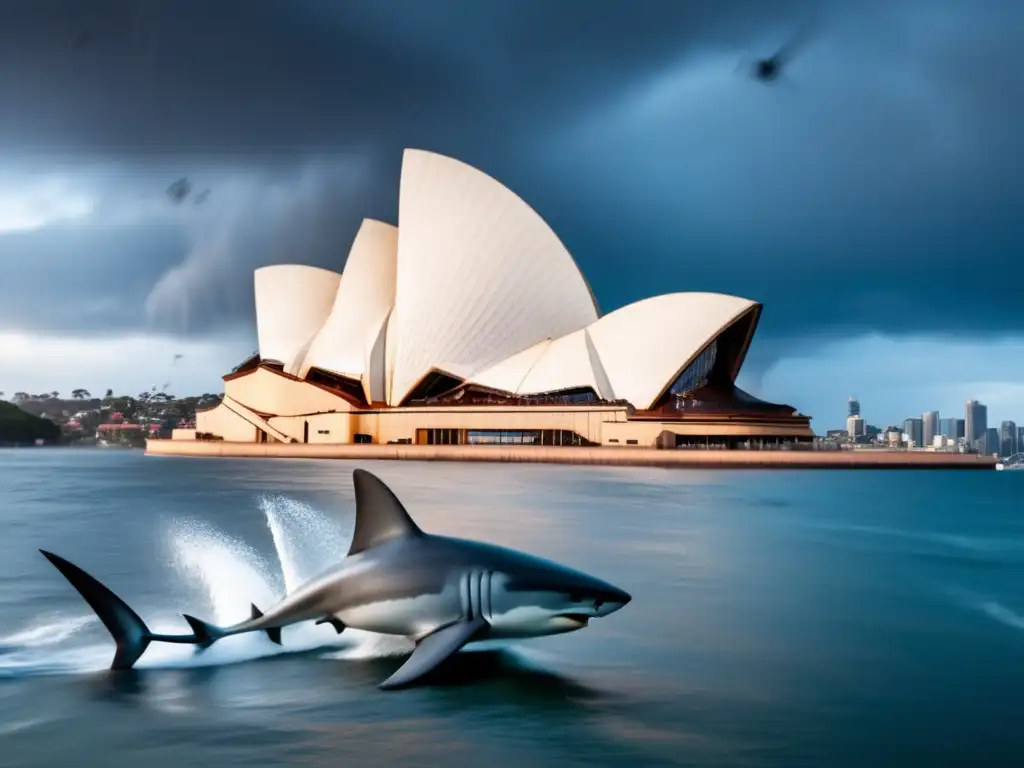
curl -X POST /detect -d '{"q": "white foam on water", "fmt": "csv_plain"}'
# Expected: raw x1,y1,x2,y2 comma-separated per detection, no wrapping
0,614,95,647
2,495,400,677
977,600,1024,631
946,587,1024,633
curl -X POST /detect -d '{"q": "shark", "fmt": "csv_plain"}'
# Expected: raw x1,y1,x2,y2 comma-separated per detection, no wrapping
40,468,632,690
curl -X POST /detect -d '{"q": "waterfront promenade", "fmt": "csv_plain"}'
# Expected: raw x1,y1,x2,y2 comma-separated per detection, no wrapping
145,440,998,469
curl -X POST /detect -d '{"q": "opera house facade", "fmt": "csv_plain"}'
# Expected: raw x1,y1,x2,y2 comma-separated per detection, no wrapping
186,149,813,449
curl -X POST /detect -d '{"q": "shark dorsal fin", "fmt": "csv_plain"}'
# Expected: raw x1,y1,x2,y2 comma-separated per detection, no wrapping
348,469,424,556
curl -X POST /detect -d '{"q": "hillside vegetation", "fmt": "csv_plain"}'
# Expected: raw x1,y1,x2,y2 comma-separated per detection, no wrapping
0,401,61,445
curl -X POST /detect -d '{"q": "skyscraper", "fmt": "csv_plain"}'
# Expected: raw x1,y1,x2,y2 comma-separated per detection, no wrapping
903,417,924,448
1018,426,1024,456
1001,421,1017,457
923,411,939,447
939,417,958,440
957,419,965,441
965,399,987,451
985,427,999,456
848,397,860,419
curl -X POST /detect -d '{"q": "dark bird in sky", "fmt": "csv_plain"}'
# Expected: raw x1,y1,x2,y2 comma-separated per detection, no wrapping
166,177,192,204
748,18,817,84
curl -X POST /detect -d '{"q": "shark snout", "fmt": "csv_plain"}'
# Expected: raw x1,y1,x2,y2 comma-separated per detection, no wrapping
596,585,631,617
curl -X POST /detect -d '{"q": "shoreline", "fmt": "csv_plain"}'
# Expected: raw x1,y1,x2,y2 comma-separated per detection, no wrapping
145,440,998,469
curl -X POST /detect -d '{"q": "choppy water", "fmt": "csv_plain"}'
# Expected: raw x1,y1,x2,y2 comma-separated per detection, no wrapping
0,449,1022,767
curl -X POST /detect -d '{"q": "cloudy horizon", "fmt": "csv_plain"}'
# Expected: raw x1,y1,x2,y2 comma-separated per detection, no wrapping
1,0,1021,431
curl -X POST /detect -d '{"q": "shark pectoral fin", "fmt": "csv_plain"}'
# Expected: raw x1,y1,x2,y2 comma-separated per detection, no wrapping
250,604,282,645
378,616,488,691
315,616,347,635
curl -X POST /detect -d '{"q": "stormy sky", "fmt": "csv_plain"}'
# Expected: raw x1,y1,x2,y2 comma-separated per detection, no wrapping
0,0,1021,430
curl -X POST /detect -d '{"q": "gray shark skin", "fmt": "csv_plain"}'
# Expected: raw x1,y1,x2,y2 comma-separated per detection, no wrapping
41,468,632,690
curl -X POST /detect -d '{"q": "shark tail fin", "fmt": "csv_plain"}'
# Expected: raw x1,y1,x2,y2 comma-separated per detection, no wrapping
40,549,156,670
250,604,282,645
181,614,226,649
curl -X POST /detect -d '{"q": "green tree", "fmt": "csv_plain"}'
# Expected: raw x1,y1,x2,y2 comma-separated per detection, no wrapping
72,388,91,400
105,388,113,398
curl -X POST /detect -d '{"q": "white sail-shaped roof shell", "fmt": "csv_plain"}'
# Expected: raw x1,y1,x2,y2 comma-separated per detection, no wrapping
516,329,609,399
292,219,398,379
385,149,600,405
467,339,551,393
586,292,758,410
254,264,341,368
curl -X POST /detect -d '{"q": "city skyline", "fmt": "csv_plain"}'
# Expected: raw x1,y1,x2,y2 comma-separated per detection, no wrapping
841,394,1022,456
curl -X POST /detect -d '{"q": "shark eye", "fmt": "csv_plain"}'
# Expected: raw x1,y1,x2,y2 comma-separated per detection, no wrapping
594,600,603,610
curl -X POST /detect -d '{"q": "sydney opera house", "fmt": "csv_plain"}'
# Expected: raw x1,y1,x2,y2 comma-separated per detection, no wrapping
183,149,813,450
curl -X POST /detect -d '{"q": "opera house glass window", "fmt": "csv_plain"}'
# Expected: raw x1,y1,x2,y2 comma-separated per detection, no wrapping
669,340,718,397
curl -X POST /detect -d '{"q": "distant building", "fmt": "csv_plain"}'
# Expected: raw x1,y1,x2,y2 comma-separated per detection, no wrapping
182,149,814,449
847,397,861,419
1000,421,1017,457
903,417,924,448
1018,426,1024,456
983,427,999,457
922,411,939,447
939,417,958,440
965,399,987,452
956,419,965,441
847,415,865,438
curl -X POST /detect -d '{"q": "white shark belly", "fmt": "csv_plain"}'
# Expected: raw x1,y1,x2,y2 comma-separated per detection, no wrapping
337,593,461,639
485,606,587,639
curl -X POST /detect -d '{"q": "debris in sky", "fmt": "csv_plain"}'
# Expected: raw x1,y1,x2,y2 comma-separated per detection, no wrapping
166,177,192,204
745,17,818,84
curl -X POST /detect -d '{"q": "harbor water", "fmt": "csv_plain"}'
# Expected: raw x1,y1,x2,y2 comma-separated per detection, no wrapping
0,449,1021,767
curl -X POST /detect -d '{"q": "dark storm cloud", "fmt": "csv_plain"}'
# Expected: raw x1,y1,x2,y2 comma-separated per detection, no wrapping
0,219,185,334
0,0,1020,354
0,0,816,161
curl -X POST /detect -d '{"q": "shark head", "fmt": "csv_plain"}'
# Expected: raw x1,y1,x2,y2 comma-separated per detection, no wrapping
485,554,632,638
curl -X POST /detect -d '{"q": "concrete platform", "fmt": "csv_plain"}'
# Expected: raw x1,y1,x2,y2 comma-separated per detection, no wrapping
145,440,998,469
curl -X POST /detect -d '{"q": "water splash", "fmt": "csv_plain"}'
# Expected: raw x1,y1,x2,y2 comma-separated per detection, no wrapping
2,495,406,677
258,495,350,593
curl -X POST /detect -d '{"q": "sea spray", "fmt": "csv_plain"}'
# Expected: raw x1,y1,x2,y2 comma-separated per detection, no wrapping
168,518,283,622
258,494,351,593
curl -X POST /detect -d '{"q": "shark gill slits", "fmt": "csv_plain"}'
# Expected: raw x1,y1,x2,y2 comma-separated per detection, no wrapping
483,570,493,621
471,570,482,622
